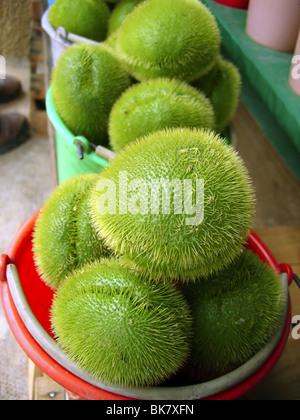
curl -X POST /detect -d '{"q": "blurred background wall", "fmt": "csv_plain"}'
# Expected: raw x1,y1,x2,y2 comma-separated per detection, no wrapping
0,0,31,58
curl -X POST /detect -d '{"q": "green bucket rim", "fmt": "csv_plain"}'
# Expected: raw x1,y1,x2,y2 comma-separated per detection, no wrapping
45,87,109,168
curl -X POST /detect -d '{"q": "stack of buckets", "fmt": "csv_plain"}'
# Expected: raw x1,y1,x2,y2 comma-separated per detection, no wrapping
0,1,298,401
46,88,108,185
42,6,110,184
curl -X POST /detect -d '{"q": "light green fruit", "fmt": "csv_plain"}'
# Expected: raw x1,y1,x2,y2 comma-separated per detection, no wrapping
51,43,131,147
33,174,111,290
109,78,215,152
51,259,192,387
181,250,287,381
90,128,255,282
194,57,241,133
49,0,110,42
115,0,220,82
108,0,144,36
104,28,120,50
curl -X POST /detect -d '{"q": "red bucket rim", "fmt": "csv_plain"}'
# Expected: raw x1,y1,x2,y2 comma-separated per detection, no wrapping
0,211,292,400
212,0,250,9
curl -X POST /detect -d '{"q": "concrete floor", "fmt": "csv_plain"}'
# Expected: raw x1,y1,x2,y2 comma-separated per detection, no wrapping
0,58,53,400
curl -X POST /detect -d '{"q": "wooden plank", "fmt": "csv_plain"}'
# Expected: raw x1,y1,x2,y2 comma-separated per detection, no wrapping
232,102,300,230
29,2,49,139
40,0,58,187
245,226,300,400
232,102,300,400
29,21,44,68
41,0,58,187
30,108,48,137
31,73,46,101
30,0,41,21
290,280,300,321
255,226,300,318
246,337,300,401
28,358,65,400
27,359,43,401
255,226,300,268
34,376,65,400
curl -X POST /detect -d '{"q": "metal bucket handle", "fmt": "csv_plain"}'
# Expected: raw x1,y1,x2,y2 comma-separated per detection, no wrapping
55,26,101,47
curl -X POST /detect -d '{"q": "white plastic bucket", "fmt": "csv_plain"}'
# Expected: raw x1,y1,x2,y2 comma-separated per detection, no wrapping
41,9,72,65
41,9,100,65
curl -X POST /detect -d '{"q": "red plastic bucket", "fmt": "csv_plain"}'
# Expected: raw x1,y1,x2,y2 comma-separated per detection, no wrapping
0,210,294,400
213,0,249,9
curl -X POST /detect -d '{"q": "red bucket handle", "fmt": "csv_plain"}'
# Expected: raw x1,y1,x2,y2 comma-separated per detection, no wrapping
278,263,300,287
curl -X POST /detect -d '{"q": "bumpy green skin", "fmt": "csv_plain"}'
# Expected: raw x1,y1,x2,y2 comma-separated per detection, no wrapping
89,128,255,282
181,250,287,381
109,78,215,152
51,43,131,147
33,174,111,290
194,58,241,133
49,0,110,42
115,0,220,82
51,259,192,387
108,0,144,36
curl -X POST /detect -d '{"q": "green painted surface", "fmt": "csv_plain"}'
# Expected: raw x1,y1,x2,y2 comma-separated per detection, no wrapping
202,0,300,179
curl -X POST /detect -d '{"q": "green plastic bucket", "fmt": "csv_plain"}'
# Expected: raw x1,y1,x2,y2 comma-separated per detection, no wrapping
46,88,109,184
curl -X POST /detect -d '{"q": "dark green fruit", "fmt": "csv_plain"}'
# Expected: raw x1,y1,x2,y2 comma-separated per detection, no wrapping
109,78,215,152
49,0,110,42
90,128,255,282
194,57,241,133
181,250,287,381
108,0,144,36
51,259,192,387
33,174,111,290
51,43,131,147
115,0,221,82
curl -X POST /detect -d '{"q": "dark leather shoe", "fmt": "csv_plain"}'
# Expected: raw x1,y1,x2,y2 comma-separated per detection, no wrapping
0,76,22,103
0,113,30,154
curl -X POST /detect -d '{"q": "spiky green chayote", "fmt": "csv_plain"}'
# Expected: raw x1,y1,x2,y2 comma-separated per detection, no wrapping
109,78,215,152
49,0,110,42
108,0,144,36
33,174,111,290
89,128,255,282
181,250,287,381
194,57,241,133
115,0,220,82
51,259,192,387
51,43,131,147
